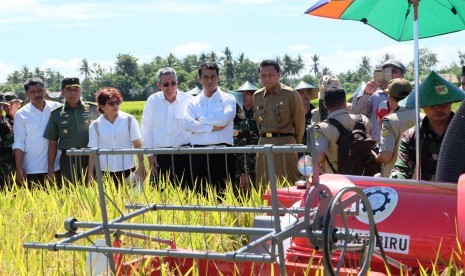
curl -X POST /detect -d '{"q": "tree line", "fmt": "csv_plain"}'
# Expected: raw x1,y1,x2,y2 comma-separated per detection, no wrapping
1,47,464,101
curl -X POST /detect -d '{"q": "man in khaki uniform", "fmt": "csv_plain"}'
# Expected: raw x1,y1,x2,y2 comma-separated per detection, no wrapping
253,59,305,187
44,77,98,184
315,88,371,173
372,78,418,177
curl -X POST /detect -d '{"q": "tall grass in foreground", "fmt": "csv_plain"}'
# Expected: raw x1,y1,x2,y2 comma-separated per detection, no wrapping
0,177,267,275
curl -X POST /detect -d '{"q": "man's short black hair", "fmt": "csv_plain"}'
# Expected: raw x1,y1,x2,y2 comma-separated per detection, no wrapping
24,77,45,92
198,62,219,77
259,59,281,73
324,88,346,110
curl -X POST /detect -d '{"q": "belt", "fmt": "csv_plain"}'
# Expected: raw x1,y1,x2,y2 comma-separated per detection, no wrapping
260,133,294,138
192,143,231,147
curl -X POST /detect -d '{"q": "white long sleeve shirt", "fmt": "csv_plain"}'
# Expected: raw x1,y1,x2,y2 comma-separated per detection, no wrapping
88,111,141,172
141,90,193,150
13,100,61,174
183,88,236,146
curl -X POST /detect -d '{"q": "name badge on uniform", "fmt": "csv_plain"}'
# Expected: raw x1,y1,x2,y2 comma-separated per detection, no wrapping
61,121,68,125
82,112,94,117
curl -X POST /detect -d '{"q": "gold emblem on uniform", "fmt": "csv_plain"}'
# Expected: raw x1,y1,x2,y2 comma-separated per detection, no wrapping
407,120,414,128
258,116,263,123
381,128,390,137
83,105,90,113
63,129,68,135
315,131,320,139
233,129,239,137
266,133,272,138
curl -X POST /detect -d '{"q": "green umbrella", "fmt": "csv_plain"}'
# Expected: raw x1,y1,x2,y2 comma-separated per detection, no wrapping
306,0,465,180
306,0,465,41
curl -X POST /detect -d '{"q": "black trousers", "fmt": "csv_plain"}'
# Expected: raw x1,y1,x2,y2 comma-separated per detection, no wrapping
60,151,89,184
102,168,133,188
156,154,192,189
190,144,235,194
26,171,62,189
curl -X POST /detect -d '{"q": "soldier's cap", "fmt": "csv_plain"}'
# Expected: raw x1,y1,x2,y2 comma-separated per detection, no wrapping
237,81,258,92
318,75,341,100
381,59,406,74
387,78,412,99
3,92,22,103
61,77,80,89
400,71,465,108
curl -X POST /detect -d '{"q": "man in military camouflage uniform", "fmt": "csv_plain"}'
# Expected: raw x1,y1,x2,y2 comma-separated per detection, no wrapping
0,93,15,187
233,81,260,189
372,78,417,177
391,71,465,180
295,81,318,146
44,77,99,184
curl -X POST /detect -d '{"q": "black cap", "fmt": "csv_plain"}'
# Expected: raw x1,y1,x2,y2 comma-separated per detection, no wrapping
3,92,21,102
61,77,80,90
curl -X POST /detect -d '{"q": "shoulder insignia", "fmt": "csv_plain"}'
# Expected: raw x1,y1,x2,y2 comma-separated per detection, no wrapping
51,105,63,112
406,120,415,128
381,128,390,137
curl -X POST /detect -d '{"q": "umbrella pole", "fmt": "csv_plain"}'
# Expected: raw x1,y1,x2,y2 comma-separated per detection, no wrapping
412,0,421,180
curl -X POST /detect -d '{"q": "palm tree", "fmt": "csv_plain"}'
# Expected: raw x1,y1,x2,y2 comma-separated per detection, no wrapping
293,55,305,77
357,56,372,78
376,53,394,68
21,65,31,80
310,54,320,78
321,67,332,76
79,59,93,80
166,53,179,67
222,47,235,89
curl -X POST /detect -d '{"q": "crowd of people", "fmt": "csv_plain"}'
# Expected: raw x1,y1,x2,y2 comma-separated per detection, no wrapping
1,60,465,191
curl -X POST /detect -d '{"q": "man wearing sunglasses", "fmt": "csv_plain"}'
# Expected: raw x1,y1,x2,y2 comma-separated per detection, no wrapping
44,77,98,185
352,59,406,142
141,67,193,189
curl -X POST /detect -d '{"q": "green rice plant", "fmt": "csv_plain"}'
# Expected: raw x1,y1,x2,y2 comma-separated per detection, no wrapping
120,101,145,123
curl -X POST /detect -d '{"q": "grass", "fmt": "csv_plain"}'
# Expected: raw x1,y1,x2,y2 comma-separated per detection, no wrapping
120,101,145,123
0,177,269,275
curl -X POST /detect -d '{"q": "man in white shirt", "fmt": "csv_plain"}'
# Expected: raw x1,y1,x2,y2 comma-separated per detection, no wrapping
141,67,193,188
13,78,61,187
183,62,236,193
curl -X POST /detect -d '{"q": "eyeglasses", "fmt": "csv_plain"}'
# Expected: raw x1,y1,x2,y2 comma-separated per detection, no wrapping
161,81,177,87
106,100,121,106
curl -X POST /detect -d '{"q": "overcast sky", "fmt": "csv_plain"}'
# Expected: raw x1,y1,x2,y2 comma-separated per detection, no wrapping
1,0,464,83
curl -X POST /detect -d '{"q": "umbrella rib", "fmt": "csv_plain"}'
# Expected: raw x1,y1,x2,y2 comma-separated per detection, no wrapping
434,0,465,26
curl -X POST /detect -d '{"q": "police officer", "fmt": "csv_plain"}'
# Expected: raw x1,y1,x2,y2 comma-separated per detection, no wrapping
233,81,260,189
43,77,98,184
254,59,305,187
391,71,465,180
0,93,15,188
372,78,417,177
295,80,318,145
315,88,372,174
